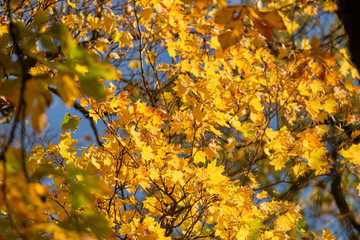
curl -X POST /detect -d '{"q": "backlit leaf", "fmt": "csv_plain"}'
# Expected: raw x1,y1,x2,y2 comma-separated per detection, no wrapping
61,113,81,132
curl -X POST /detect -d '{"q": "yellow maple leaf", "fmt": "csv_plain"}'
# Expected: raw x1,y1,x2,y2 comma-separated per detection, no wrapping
357,183,360,197
53,73,82,106
145,51,156,66
92,156,101,169
58,133,77,160
194,150,207,164
269,154,288,171
301,38,311,50
113,31,133,47
142,145,155,161
129,60,140,69
323,1,337,12
339,48,352,76
204,141,221,159
293,162,309,178
75,64,88,75
311,79,324,94
322,94,337,115
171,170,185,185
88,109,102,124
225,137,236,152
247,172,260,188
193,104,206,123
156,63,171,72
102,11,117,34
94,37,109,52
256,191,268,199
206,161,227,183
308,147,330,174
0,24,7,36
322,229,335,240
250,112,266,126
306,98,322,117
67,0,76,8
339,144,360,165
250,97,264,112
275,208,301,231
304,5,318,16
87,14,102,30
280,12,300,34
140,6,153,21
29,65,48,76
275,214,294,231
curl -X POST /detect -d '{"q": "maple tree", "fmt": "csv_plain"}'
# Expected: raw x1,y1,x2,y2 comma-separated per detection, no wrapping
0,0,359,239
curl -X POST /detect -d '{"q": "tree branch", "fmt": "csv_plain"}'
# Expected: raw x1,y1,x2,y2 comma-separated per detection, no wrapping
331,171,360,237
48,86,103,147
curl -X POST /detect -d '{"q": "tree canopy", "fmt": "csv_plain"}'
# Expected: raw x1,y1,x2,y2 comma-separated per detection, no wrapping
0,0,359,239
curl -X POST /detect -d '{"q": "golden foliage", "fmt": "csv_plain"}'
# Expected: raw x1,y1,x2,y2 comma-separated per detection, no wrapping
0,0,354,239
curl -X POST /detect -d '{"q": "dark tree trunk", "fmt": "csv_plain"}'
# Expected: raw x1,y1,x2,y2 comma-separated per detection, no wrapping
337,0,360,72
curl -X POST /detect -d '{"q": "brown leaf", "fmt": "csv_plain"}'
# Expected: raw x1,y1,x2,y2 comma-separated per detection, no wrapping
218,26,243,50
246,6,286,41
256,10,287,30
215,6,243,26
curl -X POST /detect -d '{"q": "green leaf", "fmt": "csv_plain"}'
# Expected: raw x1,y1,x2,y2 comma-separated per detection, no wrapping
70,183,92,210
45,24,68,42
61,113,81,132
29,163,60,182
249,218,263,240
0,76,21,96
83,210,112,238
39,36,59,54
66,164,110,209
87,62,117,81
0,217,17,240
12,22,37,50
79,77,106,102
34,11,48,30
5,148,24,174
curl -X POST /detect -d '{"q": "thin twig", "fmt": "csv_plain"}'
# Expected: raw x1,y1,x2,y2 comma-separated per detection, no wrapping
47,86,104,147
